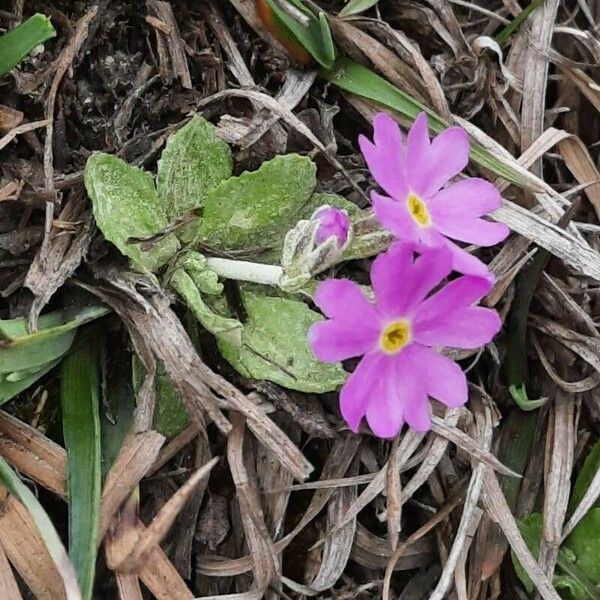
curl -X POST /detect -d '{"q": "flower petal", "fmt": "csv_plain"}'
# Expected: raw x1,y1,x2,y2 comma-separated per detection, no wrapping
404,113,430,189
309,319,378,362
364,355,405,438
359,113,409,200
428,178,503,218
370,242,414,318
419,127,469,197
445,240,495,281
416,275,493,319
314,278,377,322
401,246,453,315
413,306,502,349
340,352,386,433
408,344,468,408
372,192,420,243
435,214,510,246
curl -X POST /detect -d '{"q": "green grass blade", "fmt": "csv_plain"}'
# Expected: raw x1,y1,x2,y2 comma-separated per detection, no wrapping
495,0,546,45
323,58,530,186
60,329,102,600
264,0,336,68
339,0,381,17
100,345,135,480
0,455,82,599
0,13,56,76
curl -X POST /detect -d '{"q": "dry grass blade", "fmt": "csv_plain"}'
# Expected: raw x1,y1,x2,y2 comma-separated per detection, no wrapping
0,544,23,600
317,430,424,542
0,118,48,151
558,135,600,220
115,574,143,600
538,391,574,585
282,464,358,595
428,400,493,600
0,487,68,600
493,200,600,281
482,471,561,600
118,457,218,571
106,496,194,599
0,409,67,499
100,431,165,539
430,415,520,478
227,413,279,592
532,316,600,375
386,436,402,551
382,494,464,599
519,0,559,177
196,434,360,578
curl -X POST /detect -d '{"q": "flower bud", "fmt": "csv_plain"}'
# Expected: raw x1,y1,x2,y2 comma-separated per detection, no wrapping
280,205,352,292
313,206,350,248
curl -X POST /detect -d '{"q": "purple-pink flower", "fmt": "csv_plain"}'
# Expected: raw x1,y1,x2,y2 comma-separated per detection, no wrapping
309,243,501,438
359,112,509,280
314,206,350,248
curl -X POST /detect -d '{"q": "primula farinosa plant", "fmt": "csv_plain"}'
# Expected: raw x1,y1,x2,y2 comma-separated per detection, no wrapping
359,112,509,280
84,111,507,440
309,244,501,437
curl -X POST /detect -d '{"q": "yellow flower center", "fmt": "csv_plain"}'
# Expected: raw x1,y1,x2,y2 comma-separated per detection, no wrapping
407,192,431,227
380,320,412,354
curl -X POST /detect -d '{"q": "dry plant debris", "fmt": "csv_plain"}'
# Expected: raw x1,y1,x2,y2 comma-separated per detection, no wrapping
0,1,599,599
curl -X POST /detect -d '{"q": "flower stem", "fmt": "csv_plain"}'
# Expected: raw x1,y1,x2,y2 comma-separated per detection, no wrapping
205,257,283,286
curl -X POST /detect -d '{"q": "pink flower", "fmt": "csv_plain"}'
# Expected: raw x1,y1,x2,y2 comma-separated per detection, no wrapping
309,243,501,438
313,206,350,248
359,112,509,280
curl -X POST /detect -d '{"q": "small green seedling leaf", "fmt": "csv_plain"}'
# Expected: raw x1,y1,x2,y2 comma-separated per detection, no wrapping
196,154,317,252
323,57,531,186
339,0,381,17
264,0,336,68
157,114,232,227
0,13,56,77
84,153,180,272
60,330,102,600
509,383,548,411
218,290,346,393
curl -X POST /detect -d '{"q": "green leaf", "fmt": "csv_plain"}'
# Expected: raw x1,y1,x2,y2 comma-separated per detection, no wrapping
196,154,317,252
339,0,381,17
570,441,600,514
264,0,336,68
323,58,531,186
218,290,346,393
60,329,102,600
565,509,600,584
157,114,232,226
513,512,600,600
512,513,543,594
0,456,82,599
0,305,109,408
0,13,56,76
170,268,242,347
100,346,135,480
132,356,189,439
84,153,180,272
